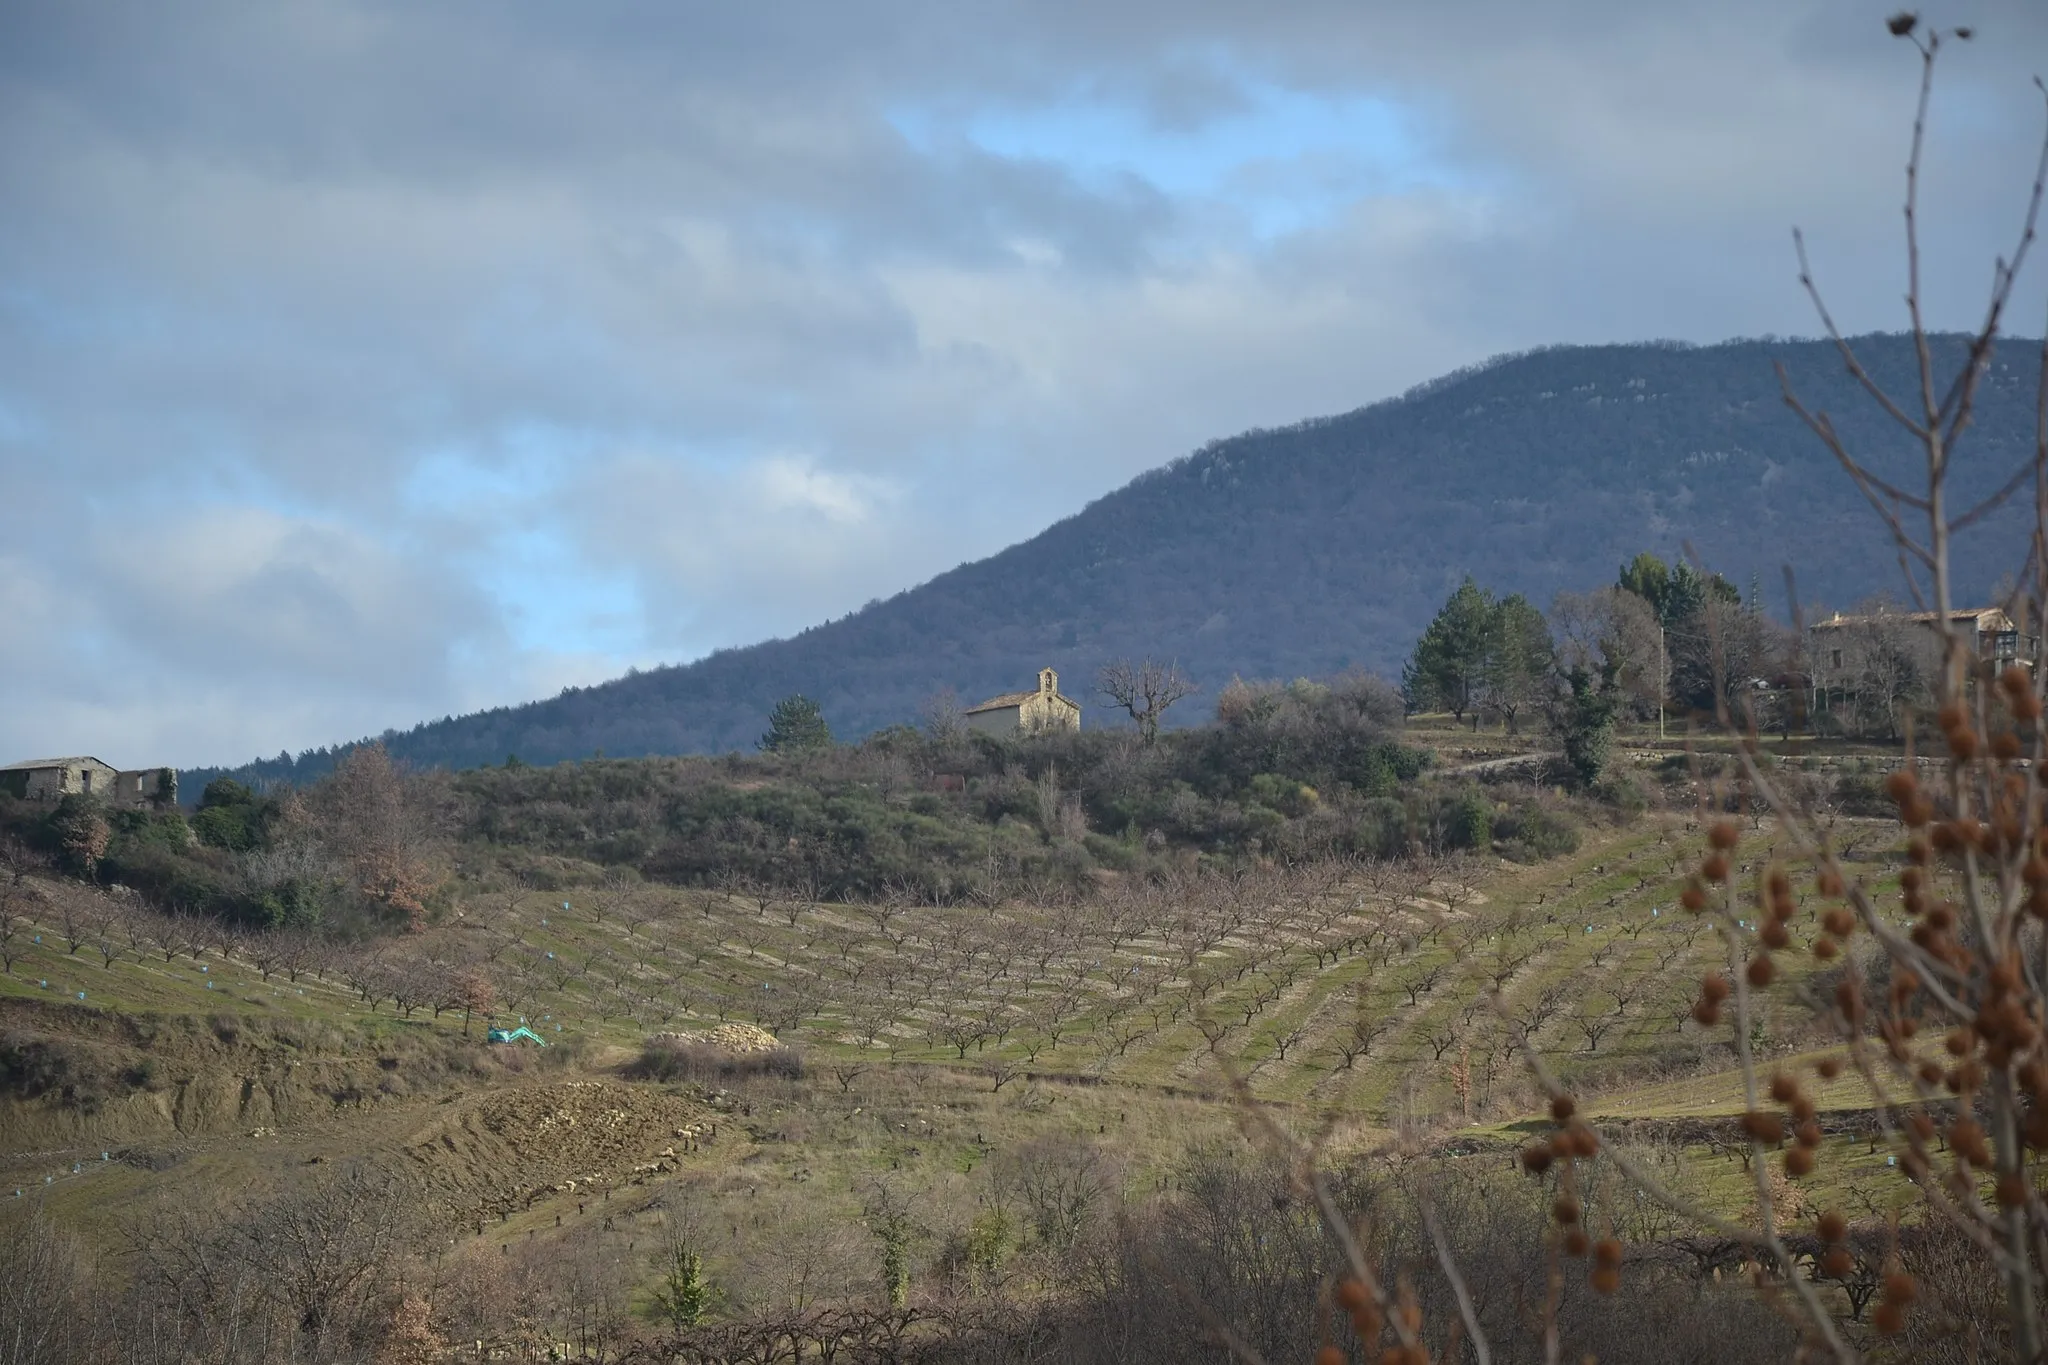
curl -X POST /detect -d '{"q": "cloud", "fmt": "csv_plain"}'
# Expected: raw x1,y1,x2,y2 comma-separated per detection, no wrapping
1,0,2044,765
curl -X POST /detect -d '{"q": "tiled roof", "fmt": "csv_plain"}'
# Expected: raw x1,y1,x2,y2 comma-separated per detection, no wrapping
964,692,1037,714
1811,607,2010,630
0,757,108,771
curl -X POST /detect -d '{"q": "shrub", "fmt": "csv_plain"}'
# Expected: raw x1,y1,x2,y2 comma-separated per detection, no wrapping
1831,768,1893,817
1445,790,1493,850
626,1041,804,1086
1350,798,1412,859
1494,800,1581,862
1589,772,1650,818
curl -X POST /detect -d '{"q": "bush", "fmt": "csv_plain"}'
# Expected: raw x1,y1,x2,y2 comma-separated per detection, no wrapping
1350,799,1413,858
625,1041,804,1086
1494,800,1581,862
1445,790,1492,850
1590,772,1650,818
439,672,1434,900
1832,768,1893,817
192,778,271,852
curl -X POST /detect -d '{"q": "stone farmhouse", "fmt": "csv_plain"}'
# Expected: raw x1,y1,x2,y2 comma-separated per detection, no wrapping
1807,605,2039,728
964,668,1082,736
0,757,176,808
1809,606,2038,681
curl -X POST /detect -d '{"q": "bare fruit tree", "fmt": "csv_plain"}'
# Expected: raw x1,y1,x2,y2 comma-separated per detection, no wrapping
1096,657,1197,744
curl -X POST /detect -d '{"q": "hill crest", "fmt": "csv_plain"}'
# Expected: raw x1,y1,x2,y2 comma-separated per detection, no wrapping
186,331,2041,787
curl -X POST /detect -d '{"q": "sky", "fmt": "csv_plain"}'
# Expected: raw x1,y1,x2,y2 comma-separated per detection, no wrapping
3,1,2046,769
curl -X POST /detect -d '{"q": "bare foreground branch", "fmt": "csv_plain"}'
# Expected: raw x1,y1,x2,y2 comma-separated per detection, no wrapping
1223,23,2048,1365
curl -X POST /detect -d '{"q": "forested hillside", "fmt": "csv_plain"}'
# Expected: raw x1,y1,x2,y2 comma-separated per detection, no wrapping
189,332,2040,786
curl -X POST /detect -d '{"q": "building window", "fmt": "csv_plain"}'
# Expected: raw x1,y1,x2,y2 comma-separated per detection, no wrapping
80,769,92,793
1829,650,1842,670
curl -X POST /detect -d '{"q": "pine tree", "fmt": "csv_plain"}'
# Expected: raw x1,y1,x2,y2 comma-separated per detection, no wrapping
1485,593,1556,734
759,695,833,753
1402,577,1496,722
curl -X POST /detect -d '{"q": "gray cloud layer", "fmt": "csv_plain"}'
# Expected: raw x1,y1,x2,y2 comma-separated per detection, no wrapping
3,1,2044,766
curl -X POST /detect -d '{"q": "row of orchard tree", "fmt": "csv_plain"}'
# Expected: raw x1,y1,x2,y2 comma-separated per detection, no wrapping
1403,550,1928,742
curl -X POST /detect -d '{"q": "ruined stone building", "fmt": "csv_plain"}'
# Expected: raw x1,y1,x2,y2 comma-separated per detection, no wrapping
964,668,1082,736
0,757,176,807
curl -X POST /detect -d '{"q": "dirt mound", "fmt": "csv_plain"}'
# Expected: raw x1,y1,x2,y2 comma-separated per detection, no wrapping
399,1080,714,1222
650,1023,780,1054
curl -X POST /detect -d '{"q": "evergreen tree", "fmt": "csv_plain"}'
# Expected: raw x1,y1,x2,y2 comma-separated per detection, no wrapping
651,1238,709,1330
759,694,833,752
1555,666,1617,790
1618,552,1738,629
1403,577,1496,722
1616,552,1673,623
1485,593,1556,734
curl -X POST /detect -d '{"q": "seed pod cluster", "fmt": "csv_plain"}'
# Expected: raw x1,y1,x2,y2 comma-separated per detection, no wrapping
1815,1208,1855,1278
1589,1238,1622,1294
1333,1274,1384,1345
1521,1091,1622,1293
1938,701,1977,763
1760,1071,1824,1176
1973,953,2040,1070
2001,664,2042,722
1690,820,1740,890
1888,767,1936,829
1747,860,1813,973
1872,1268,1917,1335
1692,971,1730,1026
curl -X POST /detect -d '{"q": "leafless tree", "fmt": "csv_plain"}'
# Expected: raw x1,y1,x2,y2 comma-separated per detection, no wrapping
1424,1016,1467,1063
1097,657,1198,744
984,1056,1027,1092
1397,960,1448,1007
90,912,124,970
1329,1004,1393,1070
129,1163,412,1357
52,896,90,956
1567,994,1626,1053
1552,585,1668,719
920,686,968,742
0,877,35,975
1003,1138,1116,1252
1266,1019,1314,1064
1809,596,1939,737
0,1205,106,1365
927,1004,993,1058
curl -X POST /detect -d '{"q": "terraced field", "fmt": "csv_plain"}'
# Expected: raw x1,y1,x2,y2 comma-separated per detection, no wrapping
2,807,1901,1135
4,782,1956,1365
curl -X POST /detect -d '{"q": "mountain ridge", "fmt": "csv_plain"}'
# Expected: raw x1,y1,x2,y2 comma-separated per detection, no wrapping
186,330,2042,789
